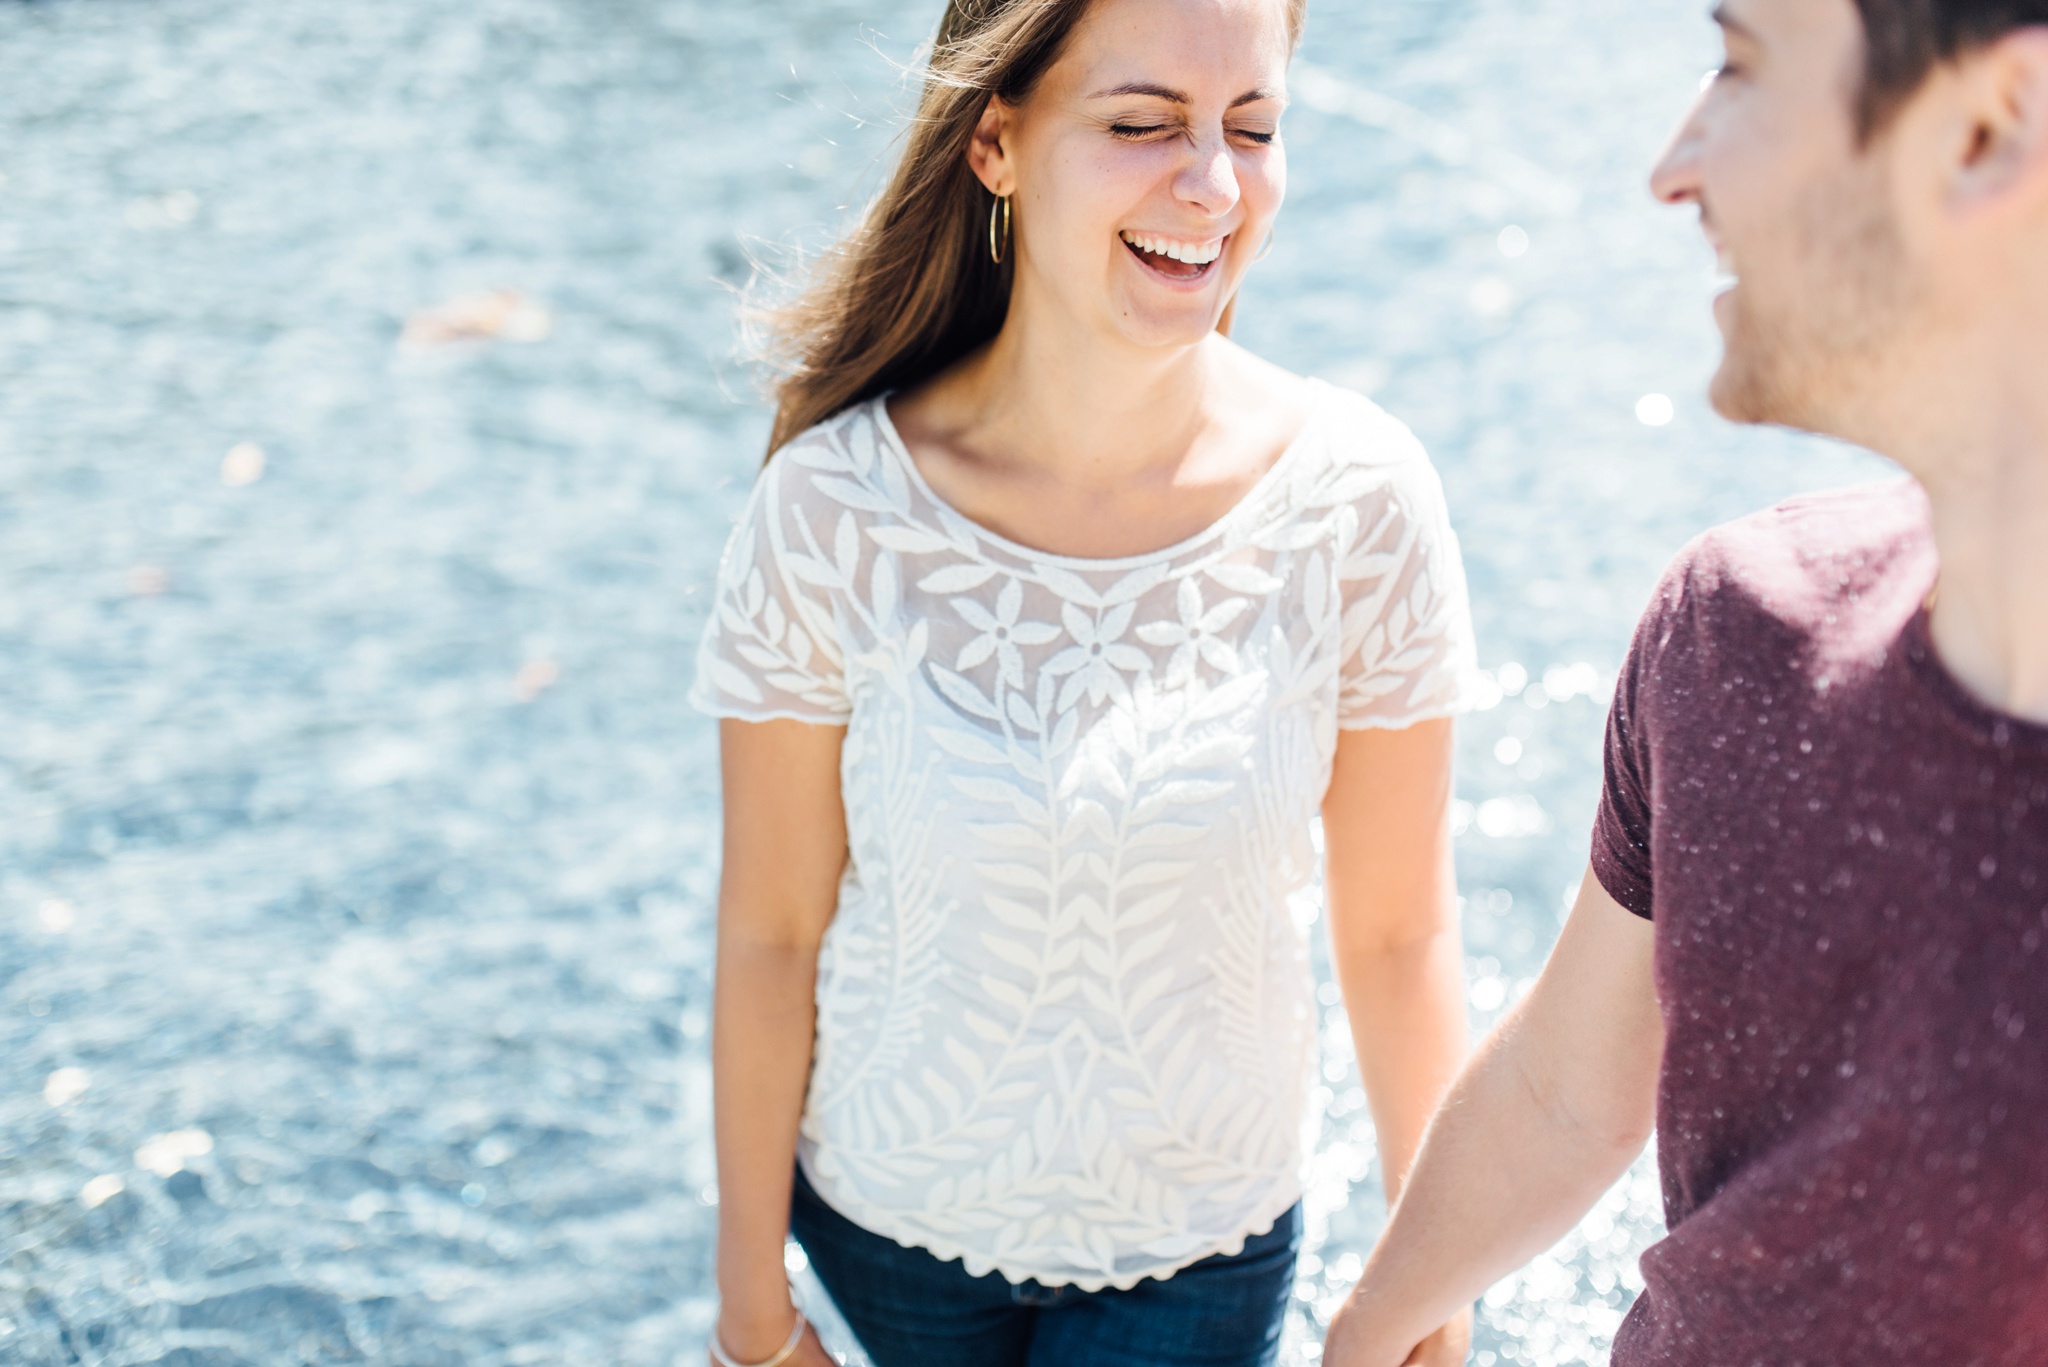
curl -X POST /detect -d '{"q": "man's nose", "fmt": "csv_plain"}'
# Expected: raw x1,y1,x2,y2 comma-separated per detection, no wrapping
1649,85,1711,206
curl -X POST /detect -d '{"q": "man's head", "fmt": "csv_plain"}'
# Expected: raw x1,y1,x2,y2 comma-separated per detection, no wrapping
1855,0,2048,134
1650,0,2048,451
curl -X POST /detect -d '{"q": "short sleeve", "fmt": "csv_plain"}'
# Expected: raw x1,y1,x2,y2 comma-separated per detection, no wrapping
1590,566,1682,920
688,455,851,726
1335,449,1481,730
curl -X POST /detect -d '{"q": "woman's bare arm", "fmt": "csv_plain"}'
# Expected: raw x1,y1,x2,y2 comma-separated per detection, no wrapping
1323,719,1469,1200
712,717,847,1364
1321,719,1472,1365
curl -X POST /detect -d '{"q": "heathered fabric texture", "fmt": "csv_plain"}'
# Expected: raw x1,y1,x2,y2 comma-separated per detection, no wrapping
1592,479,2048,1365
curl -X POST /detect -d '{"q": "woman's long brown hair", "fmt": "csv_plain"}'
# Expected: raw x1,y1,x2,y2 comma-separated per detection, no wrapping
755,0,1307,458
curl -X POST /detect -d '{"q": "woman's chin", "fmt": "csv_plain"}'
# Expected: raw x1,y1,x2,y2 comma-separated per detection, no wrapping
1106,292,1229,350
1121,316,1225,350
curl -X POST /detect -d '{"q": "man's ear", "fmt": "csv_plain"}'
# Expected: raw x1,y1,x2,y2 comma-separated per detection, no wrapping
1948,29,2048,218
967,97,1017,197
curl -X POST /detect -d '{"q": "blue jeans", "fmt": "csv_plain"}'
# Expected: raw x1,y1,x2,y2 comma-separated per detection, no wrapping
789,1165,1301,1367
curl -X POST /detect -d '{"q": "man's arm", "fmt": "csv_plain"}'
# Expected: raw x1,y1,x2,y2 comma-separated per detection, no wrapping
1324,868,1664,1367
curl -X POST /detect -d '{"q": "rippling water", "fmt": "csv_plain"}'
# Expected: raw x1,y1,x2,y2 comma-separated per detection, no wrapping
1,0,1885,1363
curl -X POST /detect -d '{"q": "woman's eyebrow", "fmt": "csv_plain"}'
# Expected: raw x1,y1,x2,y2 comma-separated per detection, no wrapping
1087,82,1280,108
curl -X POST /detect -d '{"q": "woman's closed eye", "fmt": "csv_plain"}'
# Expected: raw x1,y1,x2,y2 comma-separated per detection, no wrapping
1106,122,1279,145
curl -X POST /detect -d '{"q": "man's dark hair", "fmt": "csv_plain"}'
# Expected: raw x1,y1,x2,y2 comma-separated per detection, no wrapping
1854,0,2048,135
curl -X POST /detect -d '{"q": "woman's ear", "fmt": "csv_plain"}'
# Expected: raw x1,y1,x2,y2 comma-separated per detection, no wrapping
967,96,1017,197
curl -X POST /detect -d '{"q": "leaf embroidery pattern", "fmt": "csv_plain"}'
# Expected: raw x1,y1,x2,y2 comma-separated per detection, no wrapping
687,388,1479,1292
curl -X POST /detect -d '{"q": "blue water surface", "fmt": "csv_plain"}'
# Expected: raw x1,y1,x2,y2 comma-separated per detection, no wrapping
0,0,1884,1363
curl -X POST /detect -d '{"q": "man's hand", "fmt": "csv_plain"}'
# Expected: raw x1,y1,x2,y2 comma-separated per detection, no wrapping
1320,871,1661,1366
1324,1298,1470,1367
1402,1309,1472,1366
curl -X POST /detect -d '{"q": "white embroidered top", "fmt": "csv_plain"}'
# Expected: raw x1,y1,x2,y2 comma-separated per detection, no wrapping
691,383,1477,1291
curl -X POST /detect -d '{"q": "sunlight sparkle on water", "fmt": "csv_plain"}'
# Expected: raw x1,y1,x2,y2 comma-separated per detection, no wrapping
221,442,267,486
43,1069,90,1107
134,1129,215,1178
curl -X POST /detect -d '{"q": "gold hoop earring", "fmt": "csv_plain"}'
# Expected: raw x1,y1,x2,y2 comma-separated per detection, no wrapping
1254,228,1276,262
989,194,1012,265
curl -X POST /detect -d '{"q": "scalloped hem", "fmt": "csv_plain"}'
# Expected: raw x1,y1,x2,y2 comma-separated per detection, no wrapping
1335,701,1469,732
686,691,851,728
1336,670,1488,733
798,1158,1304,1294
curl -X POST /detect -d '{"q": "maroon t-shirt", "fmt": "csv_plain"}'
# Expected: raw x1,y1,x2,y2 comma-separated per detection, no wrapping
1592,480,2048,1365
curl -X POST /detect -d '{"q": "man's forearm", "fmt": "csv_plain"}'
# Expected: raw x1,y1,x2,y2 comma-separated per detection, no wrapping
1327,871,1663,1365
1328,1008,1649,1363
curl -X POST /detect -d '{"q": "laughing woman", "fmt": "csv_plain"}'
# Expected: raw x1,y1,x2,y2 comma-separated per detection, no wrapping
694,1,1477,1364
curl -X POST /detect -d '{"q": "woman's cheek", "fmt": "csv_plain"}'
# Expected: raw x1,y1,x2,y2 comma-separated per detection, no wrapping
1069,151,1159,237
1242,149,1285,220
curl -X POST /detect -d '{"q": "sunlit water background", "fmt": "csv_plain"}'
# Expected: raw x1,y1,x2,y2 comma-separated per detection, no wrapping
0,0,1885,1363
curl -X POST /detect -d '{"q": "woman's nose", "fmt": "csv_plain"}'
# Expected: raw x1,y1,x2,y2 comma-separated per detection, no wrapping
1175,134,1242,216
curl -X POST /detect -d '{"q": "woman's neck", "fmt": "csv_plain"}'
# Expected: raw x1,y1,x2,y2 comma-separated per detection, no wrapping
919,299,1226,490
886,293,1312,561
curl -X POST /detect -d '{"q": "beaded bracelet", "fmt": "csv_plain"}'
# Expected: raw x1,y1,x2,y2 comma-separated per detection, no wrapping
708,1312,807,1367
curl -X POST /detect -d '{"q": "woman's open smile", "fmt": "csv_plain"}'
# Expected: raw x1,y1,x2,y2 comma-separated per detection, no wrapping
1119,229,1229,282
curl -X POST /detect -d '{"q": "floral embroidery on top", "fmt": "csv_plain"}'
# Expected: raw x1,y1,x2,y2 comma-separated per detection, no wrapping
691,382,1478,1290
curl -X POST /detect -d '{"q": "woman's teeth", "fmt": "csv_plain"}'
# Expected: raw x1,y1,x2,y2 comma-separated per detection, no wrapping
1120,231,1223,266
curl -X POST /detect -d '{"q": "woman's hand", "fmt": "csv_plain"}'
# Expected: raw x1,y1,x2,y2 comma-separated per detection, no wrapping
790,1325,836,1367
1322,1297,1471,1367
1400,1308,1472,1366
709,1306,836,1367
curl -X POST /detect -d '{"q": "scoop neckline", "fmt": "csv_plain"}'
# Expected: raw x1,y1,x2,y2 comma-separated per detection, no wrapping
870,377,1330,572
